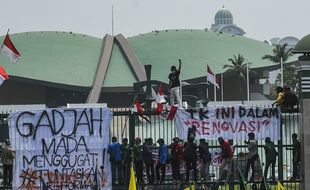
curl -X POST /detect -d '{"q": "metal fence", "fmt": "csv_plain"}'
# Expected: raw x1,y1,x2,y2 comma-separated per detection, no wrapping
0,108,301,190
110,108,301,190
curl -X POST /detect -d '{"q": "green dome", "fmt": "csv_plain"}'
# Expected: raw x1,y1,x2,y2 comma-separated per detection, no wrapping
128,29,290,81
292,34,310,53
0,30,298,89
0,31,102,88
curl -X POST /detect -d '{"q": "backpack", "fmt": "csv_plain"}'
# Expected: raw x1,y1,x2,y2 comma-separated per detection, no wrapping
283,86,299,109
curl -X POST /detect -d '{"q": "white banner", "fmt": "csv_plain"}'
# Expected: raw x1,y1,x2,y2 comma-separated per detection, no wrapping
175,106,281,140
8,108,113,190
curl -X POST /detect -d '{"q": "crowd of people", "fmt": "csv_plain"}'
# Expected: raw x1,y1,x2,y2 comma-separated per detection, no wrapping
107,132,301,185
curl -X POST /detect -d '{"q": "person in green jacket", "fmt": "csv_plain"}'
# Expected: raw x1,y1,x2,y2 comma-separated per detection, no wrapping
133,137,143,184
263,137,278,181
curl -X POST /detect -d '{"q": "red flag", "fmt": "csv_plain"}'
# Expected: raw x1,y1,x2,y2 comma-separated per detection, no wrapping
207,65,219,89
167,105,178,120
132,98,143,115
132,98,151,123
0,65,9,86
1,34,21,63
155,84,166,114
155,103,163,115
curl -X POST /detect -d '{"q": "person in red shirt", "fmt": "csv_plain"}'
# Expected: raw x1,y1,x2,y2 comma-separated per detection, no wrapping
170,137,183,182
218,137,233,182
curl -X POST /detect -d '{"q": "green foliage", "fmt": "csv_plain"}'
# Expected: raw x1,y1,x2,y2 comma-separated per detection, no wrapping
223,54,248,80
223,54,250,104
275,66,297,88
262,43,293,64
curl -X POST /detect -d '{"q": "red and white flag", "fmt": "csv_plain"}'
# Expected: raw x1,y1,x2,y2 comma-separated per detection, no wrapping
131,98,151,123
155,84,166,114
0,65,9,86
166,105,178,120
207,65,219,89
1,34,21,63
132,98,143,114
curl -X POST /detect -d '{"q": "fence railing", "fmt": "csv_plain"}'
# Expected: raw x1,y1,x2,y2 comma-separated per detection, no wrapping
0,108,301,190
110,109,301,190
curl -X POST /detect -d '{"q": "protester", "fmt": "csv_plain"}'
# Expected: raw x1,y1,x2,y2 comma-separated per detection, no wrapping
155,138,168,183
198,139,211,181
218,137,233,182
168,59,182,106
133,137,144,184
183,136,198,182
1,139,15,187
120,138,131,184
143,137,155,184
291,133,301,180
263,137,278,181
170,137,183,182
244,133,259,181
108,136,122,184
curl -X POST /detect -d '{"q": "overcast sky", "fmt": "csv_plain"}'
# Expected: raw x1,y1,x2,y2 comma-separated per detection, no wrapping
1,0,309,41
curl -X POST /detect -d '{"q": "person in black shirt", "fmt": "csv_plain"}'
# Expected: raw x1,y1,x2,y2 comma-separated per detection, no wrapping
183,137,198,182
169,59,182,106
198,139,211,181
290,133,301,180
143,138,155,184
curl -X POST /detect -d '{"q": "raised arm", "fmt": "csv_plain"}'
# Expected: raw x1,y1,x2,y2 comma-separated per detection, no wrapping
178,59,182,71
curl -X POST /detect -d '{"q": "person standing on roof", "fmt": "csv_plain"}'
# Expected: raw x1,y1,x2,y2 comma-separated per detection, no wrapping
169,59,182,107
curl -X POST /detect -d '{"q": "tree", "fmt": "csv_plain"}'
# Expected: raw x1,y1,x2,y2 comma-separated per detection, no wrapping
223,54,249,104
275,65,297,88
262,43,293,64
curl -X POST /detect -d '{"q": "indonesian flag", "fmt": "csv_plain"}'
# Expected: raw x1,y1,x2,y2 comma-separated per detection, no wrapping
0,65,9,86
166,105,178,120
1,34,21,63
131,98,151,123
207,65,219,89
132,98,143,114
156,84,166,114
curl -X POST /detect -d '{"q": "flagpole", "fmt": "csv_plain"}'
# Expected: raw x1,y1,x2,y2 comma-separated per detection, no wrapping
221,73,224,102
280,57,283,87
214,83,216,101
246,61,250,101
180,80,183,107
111,6,114,36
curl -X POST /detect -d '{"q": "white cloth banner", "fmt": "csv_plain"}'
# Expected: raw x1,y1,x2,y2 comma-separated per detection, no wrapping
175,105,281,140
8,108,113,190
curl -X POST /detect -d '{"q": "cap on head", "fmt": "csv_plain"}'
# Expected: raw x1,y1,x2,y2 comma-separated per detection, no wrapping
112,136,117,142
157,138,164,144
218,137,224,144
248,132,255,139
276,86,283,92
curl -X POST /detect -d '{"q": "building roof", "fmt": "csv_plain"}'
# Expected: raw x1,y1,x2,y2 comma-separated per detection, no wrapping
0,31,102,88
292,34,310,53
128,29,292,81
215,7,233,20
0,30,297,89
